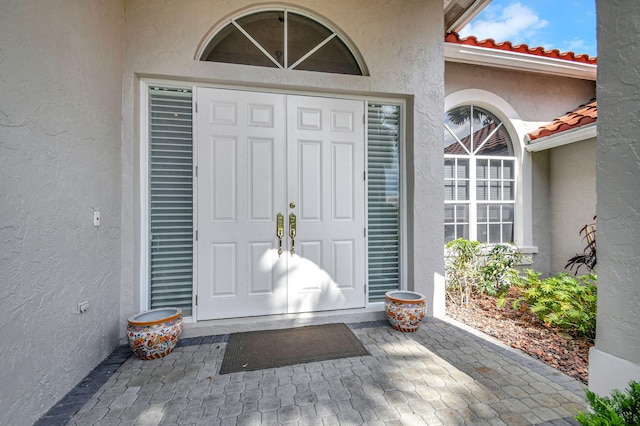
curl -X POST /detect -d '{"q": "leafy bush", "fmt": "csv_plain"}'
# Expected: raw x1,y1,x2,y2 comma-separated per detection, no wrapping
500,270,597,338
445,238,481,306
576,381,640,425
479,243,526,296
445,239,525,304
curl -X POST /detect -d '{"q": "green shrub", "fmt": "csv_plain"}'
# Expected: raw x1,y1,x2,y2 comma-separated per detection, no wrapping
445,238,481,306
576,381,640,425
479,243,526,296
499,270,597,338
445,239,526,304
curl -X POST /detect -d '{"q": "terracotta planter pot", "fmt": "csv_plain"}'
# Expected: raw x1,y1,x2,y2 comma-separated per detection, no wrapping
127,307,183,360
385,291,427,332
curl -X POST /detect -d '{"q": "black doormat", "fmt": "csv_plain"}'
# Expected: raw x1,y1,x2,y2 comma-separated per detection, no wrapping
219,323,370,374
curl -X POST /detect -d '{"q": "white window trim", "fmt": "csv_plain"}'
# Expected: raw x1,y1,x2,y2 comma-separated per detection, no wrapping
365,100,408,304
139,79,196,318
139,78,408,319
194,4,369,76
445,89,535,250
139,80,150,314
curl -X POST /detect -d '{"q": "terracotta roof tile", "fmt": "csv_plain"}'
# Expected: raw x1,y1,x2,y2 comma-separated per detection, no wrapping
528,99,597,141
445,32,597,65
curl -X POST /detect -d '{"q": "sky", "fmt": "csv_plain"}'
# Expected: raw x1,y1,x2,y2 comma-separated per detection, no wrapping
460,0,597,57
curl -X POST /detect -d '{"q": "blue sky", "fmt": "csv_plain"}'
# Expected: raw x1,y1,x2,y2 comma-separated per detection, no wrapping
460,0,597,57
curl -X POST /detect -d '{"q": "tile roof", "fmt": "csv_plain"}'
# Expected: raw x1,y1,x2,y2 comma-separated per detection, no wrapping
445,32,597,65
528,99,598,141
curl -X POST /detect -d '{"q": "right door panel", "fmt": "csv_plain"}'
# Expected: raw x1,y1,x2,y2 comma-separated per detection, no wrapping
285,95,366,313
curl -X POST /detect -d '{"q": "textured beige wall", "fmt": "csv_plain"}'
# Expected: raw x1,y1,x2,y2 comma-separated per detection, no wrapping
0,1,125,424
590,0,640,395
120,0,446,323
531,151,551,273
549,139,597,274
445,62,595,123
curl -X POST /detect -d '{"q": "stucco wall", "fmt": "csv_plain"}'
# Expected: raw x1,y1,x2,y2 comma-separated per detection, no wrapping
120,0,446,324
0,1,124,424
445,62,596,274
590,0,640,396
549,138,597,274
531,151,551,274
445,62,595,124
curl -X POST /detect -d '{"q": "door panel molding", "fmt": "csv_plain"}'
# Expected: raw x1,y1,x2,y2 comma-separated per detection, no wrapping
196,88,365,320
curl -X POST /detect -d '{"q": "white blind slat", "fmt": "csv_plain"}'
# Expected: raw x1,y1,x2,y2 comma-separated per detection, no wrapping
149,87,193,316
367,104,401,302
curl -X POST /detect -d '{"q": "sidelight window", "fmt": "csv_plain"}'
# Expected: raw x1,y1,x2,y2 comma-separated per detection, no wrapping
148,87,194,316
368,104,401,301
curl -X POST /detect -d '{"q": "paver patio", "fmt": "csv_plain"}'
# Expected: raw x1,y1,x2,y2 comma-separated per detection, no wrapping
39,315,587,425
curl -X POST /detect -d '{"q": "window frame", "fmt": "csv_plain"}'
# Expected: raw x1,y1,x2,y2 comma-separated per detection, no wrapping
444,152,517,243
367,102,404,302
195,5,369,76
444,89,536,251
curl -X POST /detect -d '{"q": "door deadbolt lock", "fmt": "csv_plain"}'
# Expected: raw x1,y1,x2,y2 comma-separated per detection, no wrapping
289,202,296,209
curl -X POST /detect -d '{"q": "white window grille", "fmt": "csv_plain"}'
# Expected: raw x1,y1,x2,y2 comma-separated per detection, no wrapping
444,105,516,243
200,8,366,75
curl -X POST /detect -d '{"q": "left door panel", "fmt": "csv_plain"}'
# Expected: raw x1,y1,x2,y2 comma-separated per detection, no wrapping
195,88,287,320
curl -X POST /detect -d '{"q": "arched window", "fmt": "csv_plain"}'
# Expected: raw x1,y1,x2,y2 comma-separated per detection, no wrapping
444,105,517,243
199,8,367,75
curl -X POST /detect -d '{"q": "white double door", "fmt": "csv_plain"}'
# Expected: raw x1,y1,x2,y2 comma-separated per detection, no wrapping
195,88,365,320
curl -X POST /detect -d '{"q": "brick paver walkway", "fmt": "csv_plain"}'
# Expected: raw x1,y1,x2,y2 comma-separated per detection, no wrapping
39,318,587,425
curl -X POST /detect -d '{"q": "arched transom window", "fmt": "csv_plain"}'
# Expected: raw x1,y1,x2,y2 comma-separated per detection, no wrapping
444,105,517,243
200,8,366,75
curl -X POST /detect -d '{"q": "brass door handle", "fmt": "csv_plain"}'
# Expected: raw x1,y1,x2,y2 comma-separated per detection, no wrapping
289,213,296,255
276,213,284,256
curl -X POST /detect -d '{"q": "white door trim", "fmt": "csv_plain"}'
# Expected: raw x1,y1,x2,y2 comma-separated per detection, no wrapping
138,78,407,321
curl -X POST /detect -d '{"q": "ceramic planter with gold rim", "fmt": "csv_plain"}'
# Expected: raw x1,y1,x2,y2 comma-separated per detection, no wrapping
127,307,183,360
385,291,427,332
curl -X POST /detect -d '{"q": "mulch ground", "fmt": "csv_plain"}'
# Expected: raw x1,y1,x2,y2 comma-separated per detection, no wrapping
446,292,594,384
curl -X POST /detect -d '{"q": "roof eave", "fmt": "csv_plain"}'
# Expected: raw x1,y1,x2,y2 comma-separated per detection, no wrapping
445,42,597,81
525,122,597,152
445,0,493,33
